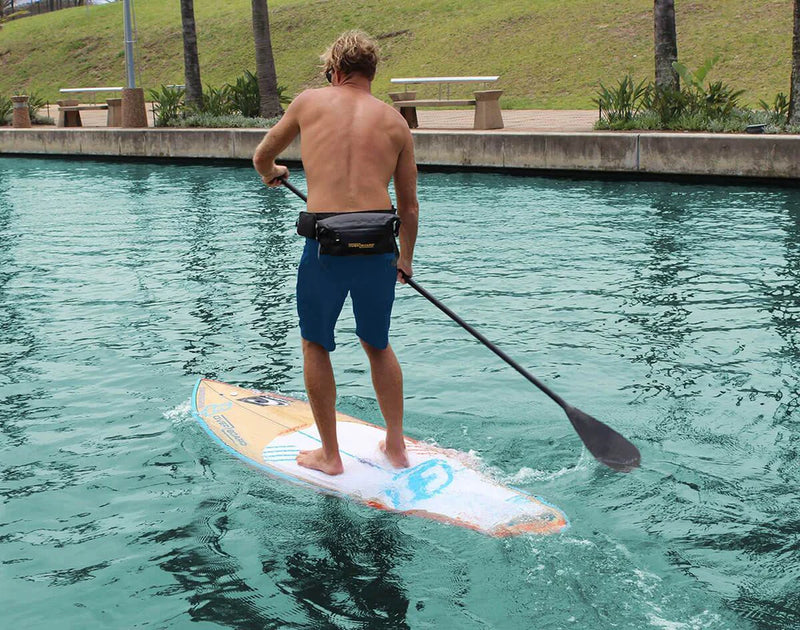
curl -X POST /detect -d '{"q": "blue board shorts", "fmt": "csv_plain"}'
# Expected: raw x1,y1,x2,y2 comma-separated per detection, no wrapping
296,237,397,351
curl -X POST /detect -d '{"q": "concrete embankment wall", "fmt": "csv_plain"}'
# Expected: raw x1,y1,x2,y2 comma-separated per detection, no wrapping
1,128,799,180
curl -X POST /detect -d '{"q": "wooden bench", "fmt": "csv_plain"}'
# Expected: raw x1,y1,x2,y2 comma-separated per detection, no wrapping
389,76,504,130
57,87,124,127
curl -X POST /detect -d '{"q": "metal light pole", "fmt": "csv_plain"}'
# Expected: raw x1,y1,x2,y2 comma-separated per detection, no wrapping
122,0,136,88
121,0,147,127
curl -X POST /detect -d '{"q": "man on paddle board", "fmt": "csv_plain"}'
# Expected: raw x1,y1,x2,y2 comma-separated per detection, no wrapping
252,31,419,475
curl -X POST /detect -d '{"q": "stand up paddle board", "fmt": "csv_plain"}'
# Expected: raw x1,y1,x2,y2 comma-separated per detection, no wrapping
192,378,568,536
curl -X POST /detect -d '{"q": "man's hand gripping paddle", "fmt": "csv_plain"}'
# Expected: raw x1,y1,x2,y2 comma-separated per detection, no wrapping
279,178,641,472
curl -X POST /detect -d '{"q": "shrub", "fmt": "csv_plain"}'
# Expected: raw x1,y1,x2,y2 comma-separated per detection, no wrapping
593,75,649,124
0,96,11,125
196,84,234,117
26,92,47,120
759,92,789,126
227,70,261,118
594,56,782,133
150,73,290,127
641,84,688,127
672,56,744,117
149,85,185,127
176,113,279,128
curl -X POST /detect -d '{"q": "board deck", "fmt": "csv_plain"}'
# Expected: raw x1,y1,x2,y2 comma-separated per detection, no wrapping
192,378,568,536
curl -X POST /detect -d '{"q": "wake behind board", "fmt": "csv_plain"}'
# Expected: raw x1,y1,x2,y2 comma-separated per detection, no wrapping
192,378,568,536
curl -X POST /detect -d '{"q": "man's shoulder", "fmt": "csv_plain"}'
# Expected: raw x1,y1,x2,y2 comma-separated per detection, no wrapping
369,94,411,127
293,88,326,105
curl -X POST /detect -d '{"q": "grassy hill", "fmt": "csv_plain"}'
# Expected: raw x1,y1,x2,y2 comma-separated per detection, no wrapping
0,0,793,109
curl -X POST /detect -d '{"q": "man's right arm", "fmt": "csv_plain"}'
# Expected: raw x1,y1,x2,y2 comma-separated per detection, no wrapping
393,129,419,283
252,93,306,186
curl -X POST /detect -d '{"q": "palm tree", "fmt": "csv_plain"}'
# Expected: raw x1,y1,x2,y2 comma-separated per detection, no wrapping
251,0,283,118
654,0,679,91
180,0,203,109
790,0,800,125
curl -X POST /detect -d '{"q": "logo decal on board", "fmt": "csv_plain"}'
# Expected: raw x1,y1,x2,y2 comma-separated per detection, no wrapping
385,459,455,509
239,395,290,407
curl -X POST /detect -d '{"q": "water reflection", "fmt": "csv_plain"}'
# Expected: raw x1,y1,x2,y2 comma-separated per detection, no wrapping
245,188,297,390
764,197,800,426
274,497,411,629
148,492,411,629
621,187,693,402
180,178,226,378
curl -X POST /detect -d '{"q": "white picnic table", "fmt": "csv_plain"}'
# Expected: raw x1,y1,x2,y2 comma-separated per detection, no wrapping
59,86,124,103
388,76,504,130
57,87,125,127
390,76,500,100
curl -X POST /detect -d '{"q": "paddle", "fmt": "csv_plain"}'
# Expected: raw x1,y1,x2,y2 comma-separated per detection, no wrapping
278,178,641,472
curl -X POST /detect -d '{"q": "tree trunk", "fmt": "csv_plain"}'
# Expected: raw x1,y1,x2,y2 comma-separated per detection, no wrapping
654,0,679,91
251,0,283,118
179,0,203,109
790,0,800,124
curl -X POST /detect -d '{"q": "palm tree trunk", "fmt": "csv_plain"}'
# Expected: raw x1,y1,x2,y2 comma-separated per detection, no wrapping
654,0,679,91
180,0,203,109
251,0,283,118
790,0,800,124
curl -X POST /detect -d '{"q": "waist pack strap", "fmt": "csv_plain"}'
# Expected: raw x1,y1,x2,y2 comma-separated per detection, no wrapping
296,209,398,239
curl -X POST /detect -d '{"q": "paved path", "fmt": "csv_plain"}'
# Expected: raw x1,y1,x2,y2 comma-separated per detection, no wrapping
42,106,597,132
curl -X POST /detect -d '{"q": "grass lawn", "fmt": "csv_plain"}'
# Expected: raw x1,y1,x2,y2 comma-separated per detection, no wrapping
0,0,793,109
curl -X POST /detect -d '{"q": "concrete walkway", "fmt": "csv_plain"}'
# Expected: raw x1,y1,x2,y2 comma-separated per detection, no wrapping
40,105,597,132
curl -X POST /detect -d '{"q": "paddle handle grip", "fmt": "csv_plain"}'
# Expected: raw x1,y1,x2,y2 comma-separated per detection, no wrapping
401,274,568,410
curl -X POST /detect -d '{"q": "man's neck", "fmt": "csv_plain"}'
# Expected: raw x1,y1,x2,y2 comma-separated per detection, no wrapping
336,73,372,93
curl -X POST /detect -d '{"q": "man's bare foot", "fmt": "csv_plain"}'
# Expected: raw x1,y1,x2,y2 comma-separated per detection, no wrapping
296,448,344,475
380,439,410,469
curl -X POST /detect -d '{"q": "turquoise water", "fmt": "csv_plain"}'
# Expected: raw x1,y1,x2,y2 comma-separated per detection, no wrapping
1,156,798,629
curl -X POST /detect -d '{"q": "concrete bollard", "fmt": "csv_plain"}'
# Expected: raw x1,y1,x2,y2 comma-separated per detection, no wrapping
11,96,32,128
122,88,148,128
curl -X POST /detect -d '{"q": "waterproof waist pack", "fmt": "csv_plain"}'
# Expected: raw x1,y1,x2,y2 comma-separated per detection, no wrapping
297,211,400,256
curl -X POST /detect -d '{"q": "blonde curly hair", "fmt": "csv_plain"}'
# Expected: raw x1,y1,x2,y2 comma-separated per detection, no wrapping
321,30,380,81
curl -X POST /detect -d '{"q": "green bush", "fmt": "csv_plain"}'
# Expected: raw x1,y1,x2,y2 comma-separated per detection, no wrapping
149,85,185,127
150,73,290,127
641,85,688,126
594,56,786,133
759,92,789,126
0,96,11,125
26,92,47,120
227,70,261,118
177,113,279,128
593,75,649,124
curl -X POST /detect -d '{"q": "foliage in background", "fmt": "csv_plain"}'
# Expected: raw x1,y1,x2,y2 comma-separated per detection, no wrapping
0,96,11,124
26,92,48,121
0,91,51,125
177,113,279,128
227,70,261,118
593,75,649,124
759,92,789,126
150,84,185,127
672,56,745,117
149,71,288,127
595,56,790,133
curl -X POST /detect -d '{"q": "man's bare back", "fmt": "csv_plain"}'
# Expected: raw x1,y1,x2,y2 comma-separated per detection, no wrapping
295,87,409,212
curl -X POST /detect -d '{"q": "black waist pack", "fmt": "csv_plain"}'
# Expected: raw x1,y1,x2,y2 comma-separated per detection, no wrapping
297,211,400,256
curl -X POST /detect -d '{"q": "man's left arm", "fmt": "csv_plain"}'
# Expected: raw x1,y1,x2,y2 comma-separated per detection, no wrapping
252,95,304,186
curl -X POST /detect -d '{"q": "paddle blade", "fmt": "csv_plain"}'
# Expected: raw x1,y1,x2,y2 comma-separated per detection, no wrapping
565,405,641,472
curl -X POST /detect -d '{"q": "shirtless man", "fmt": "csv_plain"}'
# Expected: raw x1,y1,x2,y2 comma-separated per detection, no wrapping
252,31,419,476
